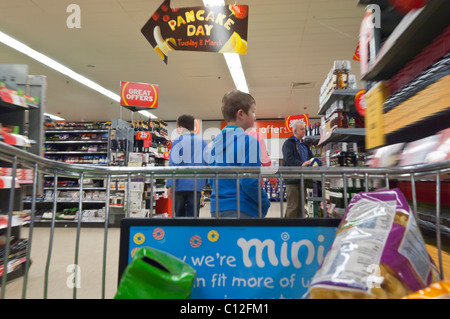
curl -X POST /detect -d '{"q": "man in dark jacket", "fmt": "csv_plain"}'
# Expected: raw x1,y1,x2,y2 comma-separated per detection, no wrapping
282,120,313,218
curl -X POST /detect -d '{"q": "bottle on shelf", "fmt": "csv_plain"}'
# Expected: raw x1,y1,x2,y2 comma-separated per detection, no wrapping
332,60,342,90
344,142,356,167
356,144,366,167
348,115,356,128
348,74,357,89
339,61,351,90
328,179,345,210
330,144,341,167
337,142,346,167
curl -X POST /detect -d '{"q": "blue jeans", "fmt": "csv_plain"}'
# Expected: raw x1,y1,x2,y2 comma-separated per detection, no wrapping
174,191,201,217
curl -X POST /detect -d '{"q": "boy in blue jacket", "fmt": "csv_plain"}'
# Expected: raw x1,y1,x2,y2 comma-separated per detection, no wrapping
209,89,271,218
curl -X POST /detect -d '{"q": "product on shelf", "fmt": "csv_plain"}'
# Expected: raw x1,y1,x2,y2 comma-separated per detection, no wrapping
387,26,450,95
43,122,110,166
0,238,28,275
0,82,38,108
308,188,440,299
113,119,170,168
320,60,358,107
0,125,32,147
385,53,450,113
367,128,450,167
425,128,450,163
324,142,365,168
263,178,286,202
44,121,111,130
305,123,321,137
42,190,107,202
398,135,440,166
40,207,105,221
0,168,33,182
326,178,365,214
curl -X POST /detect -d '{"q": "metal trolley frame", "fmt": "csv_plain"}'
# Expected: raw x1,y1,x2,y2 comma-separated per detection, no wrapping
0,141,448,298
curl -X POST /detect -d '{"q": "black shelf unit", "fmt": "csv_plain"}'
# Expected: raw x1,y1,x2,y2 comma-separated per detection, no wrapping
319,128,366,146
24,124,113,226
318,89,360,116
361,0,450,81
359,2,450,244
385,107,450,146
0,64,46,214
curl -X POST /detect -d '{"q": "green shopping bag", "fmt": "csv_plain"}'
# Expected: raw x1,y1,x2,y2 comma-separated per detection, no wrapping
115,246,196,299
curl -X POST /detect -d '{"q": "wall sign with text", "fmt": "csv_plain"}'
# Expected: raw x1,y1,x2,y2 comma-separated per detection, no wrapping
119,219,339,299
221,120,292,139
141,0,249,64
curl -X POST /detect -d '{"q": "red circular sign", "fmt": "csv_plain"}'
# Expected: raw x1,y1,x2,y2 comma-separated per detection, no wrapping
355,89,367,117
136,131,152,142
285,114,309,132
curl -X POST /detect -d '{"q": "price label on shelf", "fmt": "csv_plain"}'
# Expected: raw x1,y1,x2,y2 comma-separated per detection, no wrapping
365,82,388,149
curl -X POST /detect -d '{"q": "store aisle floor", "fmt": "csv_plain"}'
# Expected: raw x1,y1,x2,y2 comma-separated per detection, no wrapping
2,201,283,299
3,201,449,299
3,226,121,299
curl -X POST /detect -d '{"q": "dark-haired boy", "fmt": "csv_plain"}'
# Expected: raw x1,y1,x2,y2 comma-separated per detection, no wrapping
167,114,209,217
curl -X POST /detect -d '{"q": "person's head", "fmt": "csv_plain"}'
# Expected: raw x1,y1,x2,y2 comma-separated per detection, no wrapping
292,121,306,139
177,114,195,131
221,89,256,130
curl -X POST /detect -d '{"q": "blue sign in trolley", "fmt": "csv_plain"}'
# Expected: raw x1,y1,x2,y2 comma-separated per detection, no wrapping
119,218,339,299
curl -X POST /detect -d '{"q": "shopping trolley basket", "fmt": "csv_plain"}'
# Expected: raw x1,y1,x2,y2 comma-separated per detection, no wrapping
0,141,448,298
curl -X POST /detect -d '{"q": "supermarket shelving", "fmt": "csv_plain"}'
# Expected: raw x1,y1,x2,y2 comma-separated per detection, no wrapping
361,0,450,81
319,128,366,146
0,74,43,275
318,89,360,116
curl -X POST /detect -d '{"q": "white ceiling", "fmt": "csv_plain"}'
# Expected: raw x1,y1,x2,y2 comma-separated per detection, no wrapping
0,0,365,122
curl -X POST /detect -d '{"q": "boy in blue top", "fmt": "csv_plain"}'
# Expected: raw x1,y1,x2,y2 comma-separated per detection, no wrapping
209,89,271,218
166,115,209,217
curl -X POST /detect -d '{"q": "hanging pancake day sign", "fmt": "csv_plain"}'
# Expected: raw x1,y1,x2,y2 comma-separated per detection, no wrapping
120,81,159,112
141,0,249,64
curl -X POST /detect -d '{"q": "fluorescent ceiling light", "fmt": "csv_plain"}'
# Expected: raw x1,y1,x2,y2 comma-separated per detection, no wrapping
0,30,157,119
203,0,224,6
138,110,158,119
223,53,249,93
44,113,65,121
202,0,249,93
